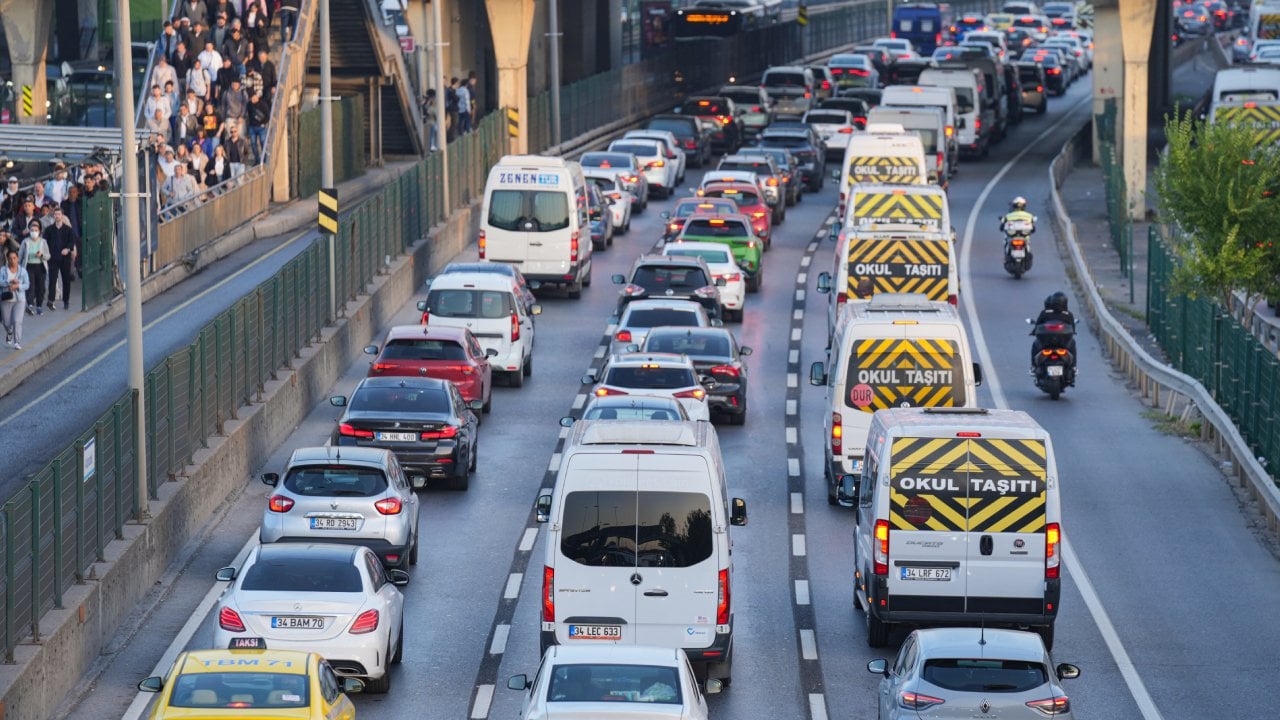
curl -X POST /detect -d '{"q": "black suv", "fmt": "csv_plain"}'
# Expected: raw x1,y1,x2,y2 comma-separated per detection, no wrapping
611,254,723,319
678,96,743,153
645,114,713,167
758,127,826,192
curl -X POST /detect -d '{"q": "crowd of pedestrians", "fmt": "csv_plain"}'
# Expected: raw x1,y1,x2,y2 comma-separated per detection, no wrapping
151,0,297,214
423,71,482,151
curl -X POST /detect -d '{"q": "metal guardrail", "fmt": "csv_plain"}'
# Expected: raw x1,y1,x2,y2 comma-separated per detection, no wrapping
1048,123,1280,543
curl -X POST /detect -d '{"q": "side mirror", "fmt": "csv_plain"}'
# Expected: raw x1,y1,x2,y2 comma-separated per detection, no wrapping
828,223,840,241
581,371,596,384
416,300,428,312
329,396,347,407
387,569,411,586
837,474,858,507
730,497,748,526
507,674,530,691
660,210,671,220
1056,663,1080,680
486,348,499,358
809,361,827,386
469,399,484,411
625,343,640,353
535,493,553,523
739,345,752,356
531,304,543,316
715,277,727,287
137,676,164,693
867,658,889,676
215,566,237,582
559,416,575,427
342,677,366,694
816,272,832,293
363,344,379,355
611,273,626,284
261,472,279,487
973,362,984,387
704,678,724,695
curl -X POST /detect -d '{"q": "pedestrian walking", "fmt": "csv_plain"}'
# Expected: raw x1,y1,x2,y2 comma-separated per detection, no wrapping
456,79,472,134
45,209,77,311
468,70,480,118
18,221,48,316
277,0,300,45
445,77,460,140
0,249,28,349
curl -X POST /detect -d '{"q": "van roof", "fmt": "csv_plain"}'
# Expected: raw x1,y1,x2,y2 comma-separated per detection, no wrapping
863,122,907,134
428,272,516,291
494,155,570,169
872,407,1049,438
570,419,707,447
841,296,962,326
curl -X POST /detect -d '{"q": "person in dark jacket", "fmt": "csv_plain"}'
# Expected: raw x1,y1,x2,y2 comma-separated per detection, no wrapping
44,208,78,310
221,27,249,77
246,93,270,160
247,48,277,101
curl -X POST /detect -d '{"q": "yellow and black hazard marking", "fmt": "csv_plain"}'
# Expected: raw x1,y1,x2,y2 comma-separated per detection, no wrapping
848,338,961,413
318,187,338,234
847,156,923,185
887,437,1047,532
846,237,950,300
1215,104,1280,143
797,3,808,25
852,191,945,229
506,107,520,138
20,85,32,118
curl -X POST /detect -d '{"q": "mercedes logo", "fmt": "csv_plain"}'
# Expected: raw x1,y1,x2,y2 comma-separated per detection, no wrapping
630,572,642,586
294,603,302,611
980,700,992,714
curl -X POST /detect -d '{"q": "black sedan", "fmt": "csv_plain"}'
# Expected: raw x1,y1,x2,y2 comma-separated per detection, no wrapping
758,127,826,192
1033,53,1068,95
330,376,480,491
640,326,752,425
645,114,713,167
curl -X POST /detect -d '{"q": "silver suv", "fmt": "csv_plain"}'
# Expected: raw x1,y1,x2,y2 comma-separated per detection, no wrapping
259,447,420,570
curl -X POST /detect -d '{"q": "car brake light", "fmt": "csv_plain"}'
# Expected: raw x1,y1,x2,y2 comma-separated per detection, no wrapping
375,497,403,515
974,118,982,130
1047,67,1061,75
478,229,486,259
945,125,954,137
767,177,778,186
219,606,246,632
1045,522,1061,578
615,329,632,343
832,67,844,75
684,139,696,149
710,364,739,377
890,30,896,38
821,80,831,90
339,423,374,439
419,308,429,325
1027,697,1071,715
804,90,812,98
1037,85,1044,92
268,495,294,513
935,31,942,45
668,222,680,232
714,273,741,283
716,568,730,624
873,519,889,575
542,566,555,622
647,160,665,168
570,231,579,263
831,412,842,453
1012,238,1027,248
371,362,393,372
838,127,854,134
751,210,766,219
936,151,944,169
899,691,945,710
674,388,706,400
421,425,459,440
837,291,848,305
595,387,628,396
349,609,379,634
947,293,957,306
510,311,520,341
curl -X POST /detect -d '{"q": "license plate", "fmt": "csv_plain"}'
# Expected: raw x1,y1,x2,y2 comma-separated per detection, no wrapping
1047,365,1064,377
271,616,325,629
568,624,622,640
310,517,358,530
376,431,418,442
901,567,952,581
1011,249,1026,258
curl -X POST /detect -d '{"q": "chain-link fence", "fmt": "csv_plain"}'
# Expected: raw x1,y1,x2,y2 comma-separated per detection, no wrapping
1147,227,1280,482
1096,99,1133,282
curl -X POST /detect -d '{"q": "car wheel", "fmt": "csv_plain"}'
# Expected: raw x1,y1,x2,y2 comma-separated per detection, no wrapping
451,458,471,491
392,623,404,663
510,365,525,388
366,665,392,694
866,609,890,648
469,439,478,472
409,533,419,566
1036,623,1055,650
567,280,582,300
794,188,803,204
746,275,759,293
523,353,533,377
607,229,614,247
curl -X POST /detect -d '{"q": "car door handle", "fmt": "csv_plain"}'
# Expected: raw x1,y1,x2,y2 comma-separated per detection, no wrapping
529,241,543,247
643,589,669,597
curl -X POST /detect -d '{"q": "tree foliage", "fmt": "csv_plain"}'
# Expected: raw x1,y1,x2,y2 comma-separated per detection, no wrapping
1154,110,1280,322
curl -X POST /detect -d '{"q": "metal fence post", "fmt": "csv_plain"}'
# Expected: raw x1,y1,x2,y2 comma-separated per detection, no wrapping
74,439,84,582
4,503,13,662
52,462,63,608
30,483,40,641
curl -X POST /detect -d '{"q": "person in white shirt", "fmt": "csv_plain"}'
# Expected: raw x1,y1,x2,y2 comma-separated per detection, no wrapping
163,162,200,209
144,85,171,124
197,42,223,84
187,60,211,100
152,54,178,94
46,166,70,205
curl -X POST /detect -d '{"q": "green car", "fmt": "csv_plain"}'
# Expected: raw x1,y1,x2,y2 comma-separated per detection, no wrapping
675,214,765,292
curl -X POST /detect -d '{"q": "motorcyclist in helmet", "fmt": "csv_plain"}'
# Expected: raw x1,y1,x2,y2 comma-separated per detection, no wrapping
1031,291,1077,377
1001,196,1036,236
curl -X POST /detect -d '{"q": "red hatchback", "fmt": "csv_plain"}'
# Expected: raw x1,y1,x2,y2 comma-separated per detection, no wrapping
700,181,773,249
364,325,495,413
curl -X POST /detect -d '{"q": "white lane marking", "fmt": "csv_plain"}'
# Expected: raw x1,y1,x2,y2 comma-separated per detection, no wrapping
809,693,829,720
787,373,798,388
471,684,496,719
795,289,805,302
791,328,802,341
0,230,308,432
548,453,561,472
120,534,259,720
800,255,812,268
807,241,818,252
789,349,799,363
489,624,511,655
786,399,797,415
605,323,617,335
519,527,539,552
792,533,806,556
797,272,807,284
958,97,1165,720
788,459,801,478
504,573,523,599
790,491,803,513
799,628,818,660
793,309,803,320
571,393,587,410
786,427,797,444
593,346,605,359
558,426,570,439
795,579,810,605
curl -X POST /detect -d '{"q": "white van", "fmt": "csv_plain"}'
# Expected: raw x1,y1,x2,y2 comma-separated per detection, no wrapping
867,106,950,185
836,131,927,216
480,155,593,299
536,420,747,683
878,85,960,173
918,68,989,158
417,272,541,384
808,294,981,504
842,407,1061,648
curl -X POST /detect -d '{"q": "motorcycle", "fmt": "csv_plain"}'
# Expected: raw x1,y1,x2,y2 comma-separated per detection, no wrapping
1027,317,1076,400
1002,217,1036,279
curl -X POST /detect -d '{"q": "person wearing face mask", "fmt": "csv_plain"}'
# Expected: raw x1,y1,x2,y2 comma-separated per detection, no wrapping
45,208,78,311
0,248,29,349
18,221,48,316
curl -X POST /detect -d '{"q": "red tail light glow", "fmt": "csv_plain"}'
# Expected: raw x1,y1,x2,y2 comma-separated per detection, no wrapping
421,425,459,440
873,519,890,575
936,151,944,169
684,139,697,149
935,32,942,45
945,125,954,137
375,497,403,515
716,568,730,624
268,495,294,513
710,364,739,377
219,606,246,632
1045,522,1061,578
543,566,555,622
838,127,854,134
1026,697,1070,715
349,609,380,634
646,160,666,168
478,229,486,259
615,329,632,343
674,388,706,400
510,311,520,341
419,308,429,325
899,691,945,710
595,387,628,396
1011,238,1027,248
947,293,958,306
821,80,831,90
570,231,579,263
767,177,778,186
831,412,843,453
371,363,393,372
339,423,374,439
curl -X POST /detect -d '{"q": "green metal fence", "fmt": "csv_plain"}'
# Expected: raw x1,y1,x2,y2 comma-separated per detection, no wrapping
1096,99,1133,283
295,97,368,200
0,109,509,662
1147,227,1280,482
80,191,116,311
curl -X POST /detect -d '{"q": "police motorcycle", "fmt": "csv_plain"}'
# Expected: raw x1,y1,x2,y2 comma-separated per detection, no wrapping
1001,197,1036,279
1026,292,1077,400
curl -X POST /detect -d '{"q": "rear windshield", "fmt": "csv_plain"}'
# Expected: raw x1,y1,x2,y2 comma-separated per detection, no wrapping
605,365,697,389
719,160,773,175
682,99,730,115
645,331,731,358
666,247,733,264
646,118,693,136
889,65,926,84
581,153,633,169
703,188,760,206
674,202,732,218
623,308,702,328
560,490,714,568
547,664,683,704
488,189,569,232
1013,16,1044,27
583,403,684,421
590,177,620,192
763,71,806,87
611,142,659,157
382,338,467,361
922,659,1048,693
283,466,389,497
951,87,976,108
806,111,849,124
169,673,310,709
720,89,761,105
426,289,513,319
350,386,451,414
631,265,710,289
1018,66,1043,83
241,556,363,592
908,128,939,153
683,218,750,238
759,134,808,148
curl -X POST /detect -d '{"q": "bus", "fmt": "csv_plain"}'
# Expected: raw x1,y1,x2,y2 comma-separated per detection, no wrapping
672,8,746,39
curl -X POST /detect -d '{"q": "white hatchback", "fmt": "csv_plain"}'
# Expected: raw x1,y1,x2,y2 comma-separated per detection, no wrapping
662,241,746,319
622,129,687,184
583,353,714,422
609,138,678,198
609,299,713,356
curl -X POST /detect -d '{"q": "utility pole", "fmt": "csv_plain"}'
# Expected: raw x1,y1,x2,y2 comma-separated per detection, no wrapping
431,0,450,205
321,0,336,320
549,0,562,146
112,0,148,520
418,0,430,153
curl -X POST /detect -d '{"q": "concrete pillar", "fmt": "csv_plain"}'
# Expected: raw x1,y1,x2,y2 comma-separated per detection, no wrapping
1,0,55,125
1091,5,1123,165
1120,0,1157,219
78,0,98,60
484,0,535,153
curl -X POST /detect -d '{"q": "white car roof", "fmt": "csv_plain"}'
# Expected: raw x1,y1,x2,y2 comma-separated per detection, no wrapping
663,241,738,264
547,644,686,665
621,299,709,314
428,272,517,292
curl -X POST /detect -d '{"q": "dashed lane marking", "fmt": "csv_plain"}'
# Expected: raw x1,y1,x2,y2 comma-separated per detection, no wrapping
790,492,803,513
799,629,818,660
489,624,510,655
809,694,829,720
786,399,797,415
571,393,587,410
788,459,801,477
786,427,797,444
470,685,495,719
548,453,561,472
792,534,807,556
503,573,523,599
519,527,538,552
787,373,798,388
795,579,810,605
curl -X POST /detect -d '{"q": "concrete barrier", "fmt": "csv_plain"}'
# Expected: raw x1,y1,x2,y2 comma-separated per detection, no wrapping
0,204,477,720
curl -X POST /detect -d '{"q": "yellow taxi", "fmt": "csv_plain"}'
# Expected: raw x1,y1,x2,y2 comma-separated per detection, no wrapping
985,11,1016,28
138,638,362,719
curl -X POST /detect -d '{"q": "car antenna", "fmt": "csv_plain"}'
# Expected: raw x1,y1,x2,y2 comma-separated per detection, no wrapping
979,620,987,646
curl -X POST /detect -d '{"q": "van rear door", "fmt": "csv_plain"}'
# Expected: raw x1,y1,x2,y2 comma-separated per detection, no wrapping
963,438,1048,615
884,435,969,612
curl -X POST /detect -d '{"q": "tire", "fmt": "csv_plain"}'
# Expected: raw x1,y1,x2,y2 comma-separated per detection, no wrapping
622,216,631,235
523,354,533,377
469,439,478,472
1012,269,1023,279
392,623,404,663
567,280,582,300
1049,388,1061,401
510,365,525,388
482,389,492,414
1036,623,1055,650
794,188,803,204
746,274,759,293
866,610,890,648
366,665,391,694
408,534,418,566
827,469,839,506
451,460,470,491
583,266,592,287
